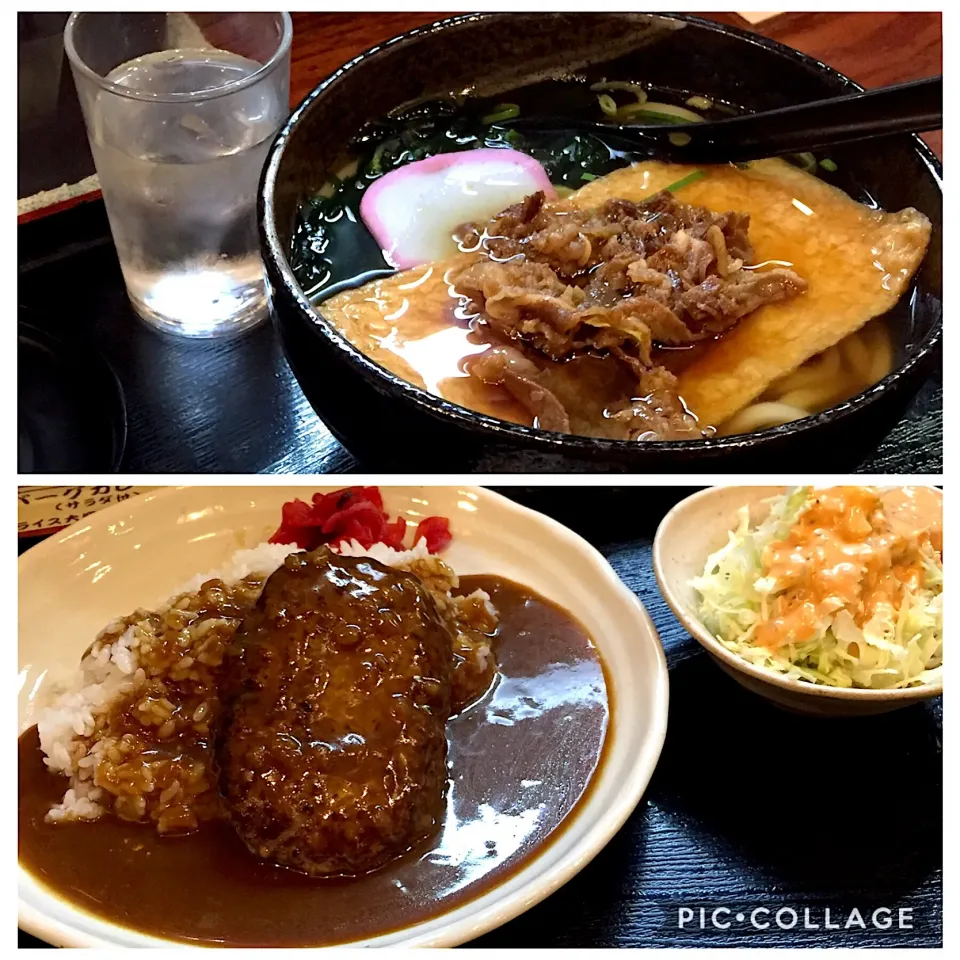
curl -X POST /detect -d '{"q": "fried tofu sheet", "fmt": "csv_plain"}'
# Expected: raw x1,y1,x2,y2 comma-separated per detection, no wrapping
571,160,931,426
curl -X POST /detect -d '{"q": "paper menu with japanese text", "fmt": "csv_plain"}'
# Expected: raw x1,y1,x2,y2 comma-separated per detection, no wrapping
18,486,157,537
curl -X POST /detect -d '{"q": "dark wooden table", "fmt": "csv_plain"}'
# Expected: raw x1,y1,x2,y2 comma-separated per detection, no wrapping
17,487,943,947
17,12,942,474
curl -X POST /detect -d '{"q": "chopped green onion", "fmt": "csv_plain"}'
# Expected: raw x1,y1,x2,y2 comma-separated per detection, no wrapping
637,101,704,123
662,169,706,193
616,105,679,123
503,128,523,147
590,80,648,105
617,106,705,126
481,102,520,124
794,151,817,173
614,102,656,120
580,172,599,181
819,157,838,172
553,184,575,198
668,131,692,147
685,95,714,110
597,93,618,117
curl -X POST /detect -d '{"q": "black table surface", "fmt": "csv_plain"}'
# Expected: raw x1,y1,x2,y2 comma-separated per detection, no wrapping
18,202,943,476
17,486,942,948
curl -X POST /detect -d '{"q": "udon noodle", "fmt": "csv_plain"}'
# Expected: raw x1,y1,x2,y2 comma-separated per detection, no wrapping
722,321,894,434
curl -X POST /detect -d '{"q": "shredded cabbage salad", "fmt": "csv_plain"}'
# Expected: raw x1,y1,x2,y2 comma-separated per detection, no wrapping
690,486,943,689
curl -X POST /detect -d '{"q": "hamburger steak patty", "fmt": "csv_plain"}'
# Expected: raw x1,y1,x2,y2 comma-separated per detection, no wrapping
216,548,455,876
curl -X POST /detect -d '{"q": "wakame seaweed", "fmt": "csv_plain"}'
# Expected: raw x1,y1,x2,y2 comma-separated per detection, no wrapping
289,98,634,297
288,80,843,299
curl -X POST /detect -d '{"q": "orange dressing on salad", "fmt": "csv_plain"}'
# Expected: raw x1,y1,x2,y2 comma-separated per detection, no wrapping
756,487,942,650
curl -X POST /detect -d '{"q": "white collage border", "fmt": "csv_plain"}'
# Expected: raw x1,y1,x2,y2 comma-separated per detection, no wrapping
9,0,952,955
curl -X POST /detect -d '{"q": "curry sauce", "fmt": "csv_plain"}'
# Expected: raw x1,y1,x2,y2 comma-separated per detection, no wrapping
19,575,610,947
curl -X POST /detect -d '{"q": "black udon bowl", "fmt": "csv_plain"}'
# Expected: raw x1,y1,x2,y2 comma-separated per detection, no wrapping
260,13,942,472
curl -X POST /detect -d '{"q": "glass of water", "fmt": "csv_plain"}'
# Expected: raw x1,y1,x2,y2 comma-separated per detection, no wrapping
64,12,292,338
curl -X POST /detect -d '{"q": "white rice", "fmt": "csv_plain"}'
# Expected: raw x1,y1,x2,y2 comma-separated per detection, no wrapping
175,538,433,595
175,541,302,595
334,537,432,566
35,538,471,823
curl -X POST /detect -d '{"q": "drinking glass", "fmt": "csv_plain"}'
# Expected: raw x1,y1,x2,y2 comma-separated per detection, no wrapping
64,12,292,338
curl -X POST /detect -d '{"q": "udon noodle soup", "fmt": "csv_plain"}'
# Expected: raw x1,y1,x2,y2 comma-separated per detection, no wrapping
290,78,931,442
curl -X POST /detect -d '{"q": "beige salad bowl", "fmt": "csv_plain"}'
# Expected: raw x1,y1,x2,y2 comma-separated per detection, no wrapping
652,486,942,717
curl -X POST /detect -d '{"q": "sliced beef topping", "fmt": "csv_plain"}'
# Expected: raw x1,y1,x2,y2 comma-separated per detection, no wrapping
464,333,702,442
603,367,705,441
452,187,807,440
468,342,571,434
455,190,806,353
679,267,807,333
453,258,653,372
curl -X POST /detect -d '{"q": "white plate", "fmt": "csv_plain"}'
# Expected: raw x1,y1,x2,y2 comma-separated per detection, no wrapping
19,485,669,948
